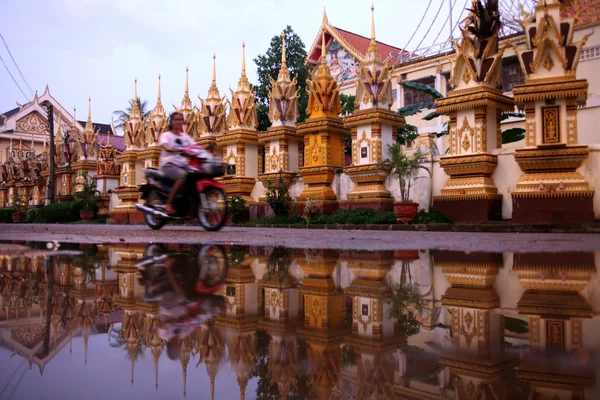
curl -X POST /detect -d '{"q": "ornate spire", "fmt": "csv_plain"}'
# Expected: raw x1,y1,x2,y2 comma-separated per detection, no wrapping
198,54,227,137
267,30,299,126
157,74,162,105
322,8,328,25
366,4,380,61
305,32,341,119
212,53,217,83
130,79,141,120
179,67,194,113
226,42,258,130
146,74,167,145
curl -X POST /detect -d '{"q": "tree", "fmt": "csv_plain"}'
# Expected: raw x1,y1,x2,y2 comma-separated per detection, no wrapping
253,26,309,132
112,97,151,130
340,93,356,155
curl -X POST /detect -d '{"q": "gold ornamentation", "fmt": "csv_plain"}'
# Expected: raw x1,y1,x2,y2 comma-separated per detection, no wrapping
305,33,342,119
544,52,555,71
461,134,471,152
16,113,48,134
462,67,471,84
542,106,561,144
546,320,565,351
572,319,583,349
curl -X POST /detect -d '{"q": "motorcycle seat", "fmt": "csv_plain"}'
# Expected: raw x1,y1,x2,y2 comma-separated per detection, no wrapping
146,168,175,187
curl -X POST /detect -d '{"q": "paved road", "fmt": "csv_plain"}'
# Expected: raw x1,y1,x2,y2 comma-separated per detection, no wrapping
1,224,599,252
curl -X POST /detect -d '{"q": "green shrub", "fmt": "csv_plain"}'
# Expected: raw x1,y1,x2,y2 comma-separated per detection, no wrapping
413,208,452,224
228,195,247,223
0,208,15,223
314,208,397,225
24,208,42,223
264,172,292,217
36,202,83,223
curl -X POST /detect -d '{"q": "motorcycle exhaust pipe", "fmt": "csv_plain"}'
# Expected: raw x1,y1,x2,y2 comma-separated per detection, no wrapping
135,204,169,218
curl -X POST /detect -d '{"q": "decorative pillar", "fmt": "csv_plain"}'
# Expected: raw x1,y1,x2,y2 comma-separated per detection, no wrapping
111,80,145,223
72,97,99,179
511,0,594,223
138,75,165,183
515,252,596,399
197,54,227,148
296,33,349,214
217,43,259,202
341,6,405,211
257,31,303,208
432,4,514,222
97,134,120,217
435,250,517,399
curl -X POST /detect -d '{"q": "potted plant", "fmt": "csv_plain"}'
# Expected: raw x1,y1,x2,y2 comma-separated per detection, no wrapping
11,197,27,223
73,173,101,221
379,144,430,224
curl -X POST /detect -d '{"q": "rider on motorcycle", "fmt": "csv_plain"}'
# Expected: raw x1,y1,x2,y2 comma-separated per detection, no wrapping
158,112,196,215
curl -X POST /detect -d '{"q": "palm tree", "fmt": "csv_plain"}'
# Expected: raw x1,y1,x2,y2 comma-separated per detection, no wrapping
112,97,151,130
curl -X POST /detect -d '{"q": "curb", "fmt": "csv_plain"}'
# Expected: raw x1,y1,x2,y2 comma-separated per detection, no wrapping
232,223,600,234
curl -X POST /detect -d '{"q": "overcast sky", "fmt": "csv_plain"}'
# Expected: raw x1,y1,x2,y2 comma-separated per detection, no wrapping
1,0,467,124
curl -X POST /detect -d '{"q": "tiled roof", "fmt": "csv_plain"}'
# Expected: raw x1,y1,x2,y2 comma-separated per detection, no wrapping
97,133,126,152
0,106,21,127
308,25,409,64
77,120,113,135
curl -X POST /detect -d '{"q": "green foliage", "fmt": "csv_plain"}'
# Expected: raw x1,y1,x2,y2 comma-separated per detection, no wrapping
302,197,323,224
73,173,101,211
0,207,16,223
500,112,525,121
397,123,420,146
265,172,292,217
253,26,309,132
502,127,526,144
386,281,428,337
401,81,444,99
311,208,397,225
413,208,453,224
112,97,151,131
36,202,83,223
379,144,430,202
340,93,356,116
228,195,247,223
24,208,41,223
505,316,529,334
342,346,359,368
265,247,294,285
396,102,436,117
227,245,247,267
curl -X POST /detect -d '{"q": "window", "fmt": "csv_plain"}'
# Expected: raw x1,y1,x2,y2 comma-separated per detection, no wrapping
404,76,436,106
581,45,600,62
502,57,524,93
391,89,398,101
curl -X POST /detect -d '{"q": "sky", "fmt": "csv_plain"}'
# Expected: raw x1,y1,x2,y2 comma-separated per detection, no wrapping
0,0,468,126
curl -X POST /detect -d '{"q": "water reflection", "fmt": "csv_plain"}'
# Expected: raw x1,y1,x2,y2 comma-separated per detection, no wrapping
0,243,599,399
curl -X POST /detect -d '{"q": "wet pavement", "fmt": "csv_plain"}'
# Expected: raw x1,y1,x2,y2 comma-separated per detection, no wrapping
1,240,600,399
1,224,599,252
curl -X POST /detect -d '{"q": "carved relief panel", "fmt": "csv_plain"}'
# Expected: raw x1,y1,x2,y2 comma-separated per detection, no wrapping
542,105,561,144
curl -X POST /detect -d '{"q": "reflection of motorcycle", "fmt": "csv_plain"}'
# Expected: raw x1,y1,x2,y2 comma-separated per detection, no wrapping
136,243,227,350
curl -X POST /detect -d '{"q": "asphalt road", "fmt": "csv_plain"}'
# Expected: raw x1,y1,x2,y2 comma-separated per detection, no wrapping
1,224,599,253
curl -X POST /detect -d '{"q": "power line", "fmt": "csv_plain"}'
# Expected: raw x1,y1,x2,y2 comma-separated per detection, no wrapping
413,0,446,52
0,53,29,101
430,0,460,46
402,0,435,52
0,31,35,97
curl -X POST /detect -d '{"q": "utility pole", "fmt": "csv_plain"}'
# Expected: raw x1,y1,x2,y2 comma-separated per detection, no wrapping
46,105,55,203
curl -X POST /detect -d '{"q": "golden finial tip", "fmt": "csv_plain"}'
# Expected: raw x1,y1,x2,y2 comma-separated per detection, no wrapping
242,41,245,48
371,4,374,11
213,53,216,59
158,74,161,79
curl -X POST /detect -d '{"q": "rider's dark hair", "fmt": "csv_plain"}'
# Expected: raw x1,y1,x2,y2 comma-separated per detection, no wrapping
168,112,184,131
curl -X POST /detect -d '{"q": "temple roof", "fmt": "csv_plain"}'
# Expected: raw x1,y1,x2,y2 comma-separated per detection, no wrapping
77,120,112,135
307,18,408,66
98,133,125,152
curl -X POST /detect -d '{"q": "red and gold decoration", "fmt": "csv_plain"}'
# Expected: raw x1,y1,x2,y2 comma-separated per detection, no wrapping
433,0,514,222
217,43,259,202
511,0,594,223
197,54,227,147
341,6,405,211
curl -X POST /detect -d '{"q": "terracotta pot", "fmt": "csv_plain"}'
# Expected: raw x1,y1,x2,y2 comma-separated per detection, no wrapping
12,212,25,223
80,210,95,221
393,202,419,224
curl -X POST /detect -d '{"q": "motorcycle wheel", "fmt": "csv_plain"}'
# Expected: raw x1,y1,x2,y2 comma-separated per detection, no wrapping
144,189,167,230
197,244,228,287
197,188,228,232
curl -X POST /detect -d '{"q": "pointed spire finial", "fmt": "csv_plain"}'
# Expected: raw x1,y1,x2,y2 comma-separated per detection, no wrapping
212,53,217,83
158,74,162,102
134,78,138,100
323,7,328,25
281,31,287,68
241,42,246,76
321,31,327,62
44,84,49,94
87,97,92,122
370,4,376,42
185,66,189,94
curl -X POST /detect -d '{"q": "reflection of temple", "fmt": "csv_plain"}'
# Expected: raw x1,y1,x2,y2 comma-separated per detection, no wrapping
3,243,600,399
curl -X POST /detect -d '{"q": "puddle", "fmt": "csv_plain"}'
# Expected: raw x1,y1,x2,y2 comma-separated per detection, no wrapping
1,243,599,399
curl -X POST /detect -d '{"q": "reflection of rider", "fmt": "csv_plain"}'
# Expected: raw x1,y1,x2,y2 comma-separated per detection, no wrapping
159,112,195,215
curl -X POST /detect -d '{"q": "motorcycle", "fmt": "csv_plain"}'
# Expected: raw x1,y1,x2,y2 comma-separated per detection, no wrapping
135,145,228,231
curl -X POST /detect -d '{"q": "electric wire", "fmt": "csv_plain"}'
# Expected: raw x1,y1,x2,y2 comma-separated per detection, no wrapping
430,0,459,47
450,0,470,37
0,32,35,97
401,0,435,53
0,53,29,101
413,0,446,53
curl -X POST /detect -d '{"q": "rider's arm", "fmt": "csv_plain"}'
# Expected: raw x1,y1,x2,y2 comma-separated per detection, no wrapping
160,142,180,153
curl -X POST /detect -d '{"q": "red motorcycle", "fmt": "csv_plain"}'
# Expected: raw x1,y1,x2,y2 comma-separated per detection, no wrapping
136,145,228,231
